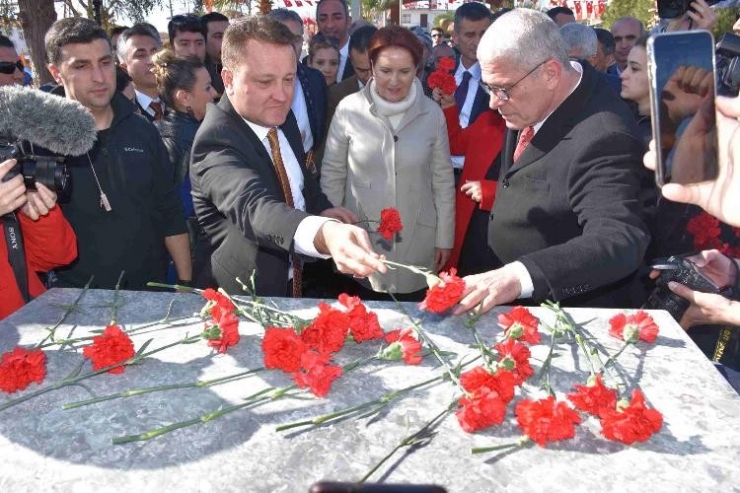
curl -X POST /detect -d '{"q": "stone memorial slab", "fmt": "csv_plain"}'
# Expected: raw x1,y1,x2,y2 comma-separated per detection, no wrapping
0,288,739,492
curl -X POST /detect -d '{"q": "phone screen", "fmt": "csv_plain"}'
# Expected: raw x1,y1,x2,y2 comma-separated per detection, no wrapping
647,31,719,187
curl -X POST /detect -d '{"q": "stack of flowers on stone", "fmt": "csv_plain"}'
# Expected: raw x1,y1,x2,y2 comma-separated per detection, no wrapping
457,307,664,448
200,288,240,353
262,294,415,397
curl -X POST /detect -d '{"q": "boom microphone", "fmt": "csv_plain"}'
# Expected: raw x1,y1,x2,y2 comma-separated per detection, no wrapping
0,85,97,156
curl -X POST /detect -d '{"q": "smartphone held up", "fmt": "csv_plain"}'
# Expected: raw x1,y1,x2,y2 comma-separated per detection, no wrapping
647,30,719,187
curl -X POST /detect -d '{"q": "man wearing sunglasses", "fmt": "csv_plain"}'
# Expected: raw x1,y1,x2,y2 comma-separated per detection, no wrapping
0,35,25,86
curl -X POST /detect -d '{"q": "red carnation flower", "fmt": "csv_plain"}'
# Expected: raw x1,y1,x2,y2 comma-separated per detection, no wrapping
377,208,403,240
82,325,135,374
204,311,241,354
567,374,618,418
292,352,343,398
459,366,517,403
609,310,659,344
427,69,457,95
338,294,385,343
0,347,47,394
262,327,306,373
600,389,663,444
201,288,236,322
382,328,423,365
515,396,582,447
498,306,541,345
686,212,721,249
437,57,455,72
301,302,350,355
456,391,508,433
494,338,534,386
420,268,466,314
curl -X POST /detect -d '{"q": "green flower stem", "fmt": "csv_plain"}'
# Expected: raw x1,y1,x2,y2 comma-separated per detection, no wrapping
388,294,465,393
110,356,376,444
275,372,445,432
110,386,294,445
602,340,633,370
146,281,200,293
108,270,126,325
62,367,265,410
0,334,201,413
464,309,496,368
34,278,93,349
358,402,454,484
542,302,625,388
471,436,530,454
534,328,559,396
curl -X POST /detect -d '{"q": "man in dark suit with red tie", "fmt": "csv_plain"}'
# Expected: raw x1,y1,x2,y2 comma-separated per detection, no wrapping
453,9,650,315
450,2,493,179
190,16,385,297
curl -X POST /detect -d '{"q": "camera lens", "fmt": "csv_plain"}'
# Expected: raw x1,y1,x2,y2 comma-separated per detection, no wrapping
19,157,70,194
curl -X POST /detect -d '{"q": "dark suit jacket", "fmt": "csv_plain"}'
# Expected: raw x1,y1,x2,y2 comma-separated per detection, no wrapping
340,55,355,82
297,64,328,151
327,75,361,128
488,63,651,308
190,94,333,296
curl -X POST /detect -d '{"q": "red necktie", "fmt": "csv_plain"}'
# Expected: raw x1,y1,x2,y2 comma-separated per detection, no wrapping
149,101,163,121
513,126,535,162
266,128,302,298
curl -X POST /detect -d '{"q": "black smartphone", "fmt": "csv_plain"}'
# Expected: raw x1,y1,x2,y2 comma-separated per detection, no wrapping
310,482,447,493
647,30,719,187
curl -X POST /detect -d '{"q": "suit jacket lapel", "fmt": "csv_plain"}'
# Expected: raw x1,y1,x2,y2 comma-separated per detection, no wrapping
296,64,318,148
506,63,598,174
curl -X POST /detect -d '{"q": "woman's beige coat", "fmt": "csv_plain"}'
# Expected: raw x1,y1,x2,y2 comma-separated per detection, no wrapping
321,79,455,293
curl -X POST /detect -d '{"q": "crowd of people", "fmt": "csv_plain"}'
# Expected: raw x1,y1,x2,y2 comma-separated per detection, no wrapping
1,1,740,383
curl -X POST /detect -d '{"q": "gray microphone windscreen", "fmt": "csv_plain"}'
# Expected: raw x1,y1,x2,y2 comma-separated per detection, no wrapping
0,85,97,156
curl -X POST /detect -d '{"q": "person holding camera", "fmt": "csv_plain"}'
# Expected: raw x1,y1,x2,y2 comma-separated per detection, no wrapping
645,94,740,386
0,158,77,319
655,0,718,33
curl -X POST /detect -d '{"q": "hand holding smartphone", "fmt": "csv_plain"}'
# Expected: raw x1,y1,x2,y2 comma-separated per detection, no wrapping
647,30,720,187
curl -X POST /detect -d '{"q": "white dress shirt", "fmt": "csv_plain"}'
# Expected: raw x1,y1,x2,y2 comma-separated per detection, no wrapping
135,90,163,119
337,40,349,83
451,61,482,170
243,119,330,260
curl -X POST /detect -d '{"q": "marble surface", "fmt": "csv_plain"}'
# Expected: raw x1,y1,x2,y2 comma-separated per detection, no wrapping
1,288,740,493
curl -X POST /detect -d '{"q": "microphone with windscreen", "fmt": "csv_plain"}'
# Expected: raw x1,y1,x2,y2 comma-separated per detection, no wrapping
0,85,98,194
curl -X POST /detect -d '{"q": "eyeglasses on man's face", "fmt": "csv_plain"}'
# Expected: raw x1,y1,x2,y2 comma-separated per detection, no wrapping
0,60,23,75
479,60,548,102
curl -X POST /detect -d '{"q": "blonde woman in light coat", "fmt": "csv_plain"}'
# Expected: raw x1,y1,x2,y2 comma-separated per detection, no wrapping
321,26,455,299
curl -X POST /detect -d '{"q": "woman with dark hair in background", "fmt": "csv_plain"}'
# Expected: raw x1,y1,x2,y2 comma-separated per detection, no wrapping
619,34,651,145
152,49,217,287
321,26,455,300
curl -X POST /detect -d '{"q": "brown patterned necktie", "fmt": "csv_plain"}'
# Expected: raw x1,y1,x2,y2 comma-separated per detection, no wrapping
513,125,535,162
149,101,163,121
266,128,302,298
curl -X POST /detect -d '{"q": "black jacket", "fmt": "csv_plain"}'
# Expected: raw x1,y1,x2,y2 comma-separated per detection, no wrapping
490,63,651,308
55,91,186,290
156,110,200,186
191,94,333,296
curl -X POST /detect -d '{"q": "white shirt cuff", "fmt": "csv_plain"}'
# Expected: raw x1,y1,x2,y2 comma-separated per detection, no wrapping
509,261,534,299
294,216,335,259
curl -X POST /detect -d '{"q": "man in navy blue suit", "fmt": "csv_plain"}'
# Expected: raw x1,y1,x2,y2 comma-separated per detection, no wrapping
451,2,493,178
270,9,328,171
560,23,621,94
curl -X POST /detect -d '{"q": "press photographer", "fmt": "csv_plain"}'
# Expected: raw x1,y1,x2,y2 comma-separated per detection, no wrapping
0,157,77,319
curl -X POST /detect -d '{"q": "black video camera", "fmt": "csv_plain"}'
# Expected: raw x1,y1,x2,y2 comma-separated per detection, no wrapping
717,32,740,97
644,254,734,321
0,139,70,195
657,0,720,19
